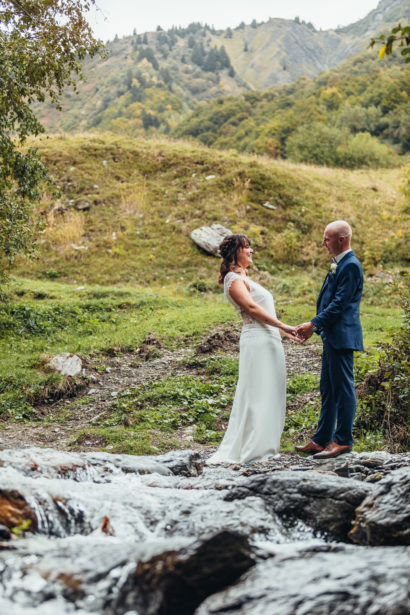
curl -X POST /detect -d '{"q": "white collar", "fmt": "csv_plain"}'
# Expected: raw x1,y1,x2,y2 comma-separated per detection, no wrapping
334,248,352,264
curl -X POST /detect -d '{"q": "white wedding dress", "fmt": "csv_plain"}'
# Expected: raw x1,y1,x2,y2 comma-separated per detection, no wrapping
207,272,286,464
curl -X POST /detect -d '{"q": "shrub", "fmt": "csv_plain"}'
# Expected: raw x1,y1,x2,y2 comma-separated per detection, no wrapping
355,281,410,451
285,123,343,166
336,132,400,169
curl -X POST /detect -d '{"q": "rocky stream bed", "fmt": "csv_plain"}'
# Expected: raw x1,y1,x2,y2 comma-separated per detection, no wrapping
0,447,409,614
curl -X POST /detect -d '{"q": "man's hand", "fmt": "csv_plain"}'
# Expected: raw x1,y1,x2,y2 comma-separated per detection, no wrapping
296,322,314,343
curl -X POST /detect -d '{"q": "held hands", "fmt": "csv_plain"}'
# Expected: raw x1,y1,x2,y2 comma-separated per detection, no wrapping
295,322,314,343
281,324,304,344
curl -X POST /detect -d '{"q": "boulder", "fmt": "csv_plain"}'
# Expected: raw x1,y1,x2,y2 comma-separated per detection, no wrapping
116,531,255,615
74,200,91,211
197,544,410,615
224,470,372,541
349,466,410,545
190,224,231,256
48,353,82,377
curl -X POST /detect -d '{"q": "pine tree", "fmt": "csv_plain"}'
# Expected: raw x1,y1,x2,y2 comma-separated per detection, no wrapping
138,47,159,70
191,42,205,67
219,46,231,69
203,47,220,72
125,69,133,89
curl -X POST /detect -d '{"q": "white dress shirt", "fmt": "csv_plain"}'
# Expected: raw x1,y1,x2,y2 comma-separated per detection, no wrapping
334,248,352,263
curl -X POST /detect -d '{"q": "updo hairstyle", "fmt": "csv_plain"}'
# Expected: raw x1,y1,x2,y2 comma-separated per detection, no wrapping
219,234,250,283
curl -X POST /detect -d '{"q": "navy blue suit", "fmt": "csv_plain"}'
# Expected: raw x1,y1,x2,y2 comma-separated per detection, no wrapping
311,251,364,446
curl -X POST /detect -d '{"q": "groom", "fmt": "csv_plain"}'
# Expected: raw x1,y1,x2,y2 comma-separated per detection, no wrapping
295,220,364,459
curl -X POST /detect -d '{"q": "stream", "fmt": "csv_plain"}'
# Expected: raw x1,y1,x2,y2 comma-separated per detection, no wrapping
0,447,409,614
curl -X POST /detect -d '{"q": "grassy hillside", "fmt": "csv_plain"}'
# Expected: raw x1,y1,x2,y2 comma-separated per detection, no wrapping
1,134,408,452
13,134,408,286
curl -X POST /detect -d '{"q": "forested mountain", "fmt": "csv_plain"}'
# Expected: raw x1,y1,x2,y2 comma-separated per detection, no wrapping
34,0,409,140
174,52,410,166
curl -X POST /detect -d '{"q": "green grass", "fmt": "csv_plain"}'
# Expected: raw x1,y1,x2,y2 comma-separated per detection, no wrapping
69,361,321,454
0,277,234,418
12,134,408,289
0,270,404,422
1,135,407,452
73,426,178,456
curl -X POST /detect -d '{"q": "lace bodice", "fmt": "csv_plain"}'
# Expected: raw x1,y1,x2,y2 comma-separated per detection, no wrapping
224,272,280,336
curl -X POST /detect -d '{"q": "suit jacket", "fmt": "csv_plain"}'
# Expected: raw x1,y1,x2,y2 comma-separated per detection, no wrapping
312,250,364,351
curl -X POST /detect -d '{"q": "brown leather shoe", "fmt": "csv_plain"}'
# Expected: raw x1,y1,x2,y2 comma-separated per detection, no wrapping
313,441,352,459
295,440,324,454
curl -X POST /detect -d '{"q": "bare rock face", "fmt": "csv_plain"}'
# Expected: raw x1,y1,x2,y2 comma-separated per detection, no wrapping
224,470,371,541
190,224,231,256
48,353,82,377
349,467,410,546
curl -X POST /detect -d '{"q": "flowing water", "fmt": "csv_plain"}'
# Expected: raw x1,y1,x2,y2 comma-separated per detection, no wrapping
0,448,409,614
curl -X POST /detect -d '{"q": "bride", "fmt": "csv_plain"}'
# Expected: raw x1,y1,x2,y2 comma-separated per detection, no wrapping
207,234,299,464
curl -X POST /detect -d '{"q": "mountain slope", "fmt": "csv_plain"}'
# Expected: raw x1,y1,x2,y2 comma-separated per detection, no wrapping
15,134,407,287
34,0,410,137
174,51,410,163
214,0,409,90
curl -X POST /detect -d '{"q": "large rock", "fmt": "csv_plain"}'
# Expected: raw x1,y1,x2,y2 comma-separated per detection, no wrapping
197,544,410,615
0,531,254,615
190,224,231,256
224,470,372,541
349,466,410,545
48,353,82,377
115,531,255,615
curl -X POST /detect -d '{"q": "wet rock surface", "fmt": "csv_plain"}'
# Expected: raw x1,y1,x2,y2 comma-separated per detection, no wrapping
197,543,410,615
224,470,372,541
0,448,409,614
349,466,410,545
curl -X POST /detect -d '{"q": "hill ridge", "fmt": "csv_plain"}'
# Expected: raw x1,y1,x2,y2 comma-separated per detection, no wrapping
34,0,410,136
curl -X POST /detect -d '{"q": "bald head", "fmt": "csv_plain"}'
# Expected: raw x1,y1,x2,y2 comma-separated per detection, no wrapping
322,220,352,256
326,220,352,241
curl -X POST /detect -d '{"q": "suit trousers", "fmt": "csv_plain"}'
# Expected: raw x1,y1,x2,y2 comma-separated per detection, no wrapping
313,340,356,447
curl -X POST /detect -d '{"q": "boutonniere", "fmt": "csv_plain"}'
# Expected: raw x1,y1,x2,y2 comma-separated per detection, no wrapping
329,262,337,275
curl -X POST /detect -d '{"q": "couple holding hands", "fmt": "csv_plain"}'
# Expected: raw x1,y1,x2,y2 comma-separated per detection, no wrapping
208,220,364,465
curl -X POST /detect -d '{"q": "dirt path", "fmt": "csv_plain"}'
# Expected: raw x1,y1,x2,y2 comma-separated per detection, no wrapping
0,326,322,451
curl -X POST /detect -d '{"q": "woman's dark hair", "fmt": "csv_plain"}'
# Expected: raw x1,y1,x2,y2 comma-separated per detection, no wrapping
219,234,250,283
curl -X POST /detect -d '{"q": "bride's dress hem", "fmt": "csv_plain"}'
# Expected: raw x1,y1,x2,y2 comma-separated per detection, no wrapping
206,449,280,465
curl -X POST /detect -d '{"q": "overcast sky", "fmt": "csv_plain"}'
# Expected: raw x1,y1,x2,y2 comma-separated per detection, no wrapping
88,0,381,41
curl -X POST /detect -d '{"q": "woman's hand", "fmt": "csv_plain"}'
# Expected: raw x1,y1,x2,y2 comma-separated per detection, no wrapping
280,325,304,343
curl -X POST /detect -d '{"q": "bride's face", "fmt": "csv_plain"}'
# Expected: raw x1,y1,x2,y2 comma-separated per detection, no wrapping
237,243,253,268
